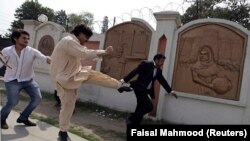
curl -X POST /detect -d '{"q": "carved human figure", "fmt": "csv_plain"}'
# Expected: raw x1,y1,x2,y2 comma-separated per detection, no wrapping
191,45,232,94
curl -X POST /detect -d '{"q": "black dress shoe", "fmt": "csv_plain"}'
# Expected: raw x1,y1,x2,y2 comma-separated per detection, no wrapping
59,131,71,141
16,118,36,126
118,86,133,93
1,120,9,129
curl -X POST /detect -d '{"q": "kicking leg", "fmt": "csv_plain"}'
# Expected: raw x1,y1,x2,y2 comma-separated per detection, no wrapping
85,70,133,93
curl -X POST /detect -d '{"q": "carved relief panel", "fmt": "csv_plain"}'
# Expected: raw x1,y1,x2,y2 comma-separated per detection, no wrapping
38,35,54,56
172,23,247,100
101,22,151,79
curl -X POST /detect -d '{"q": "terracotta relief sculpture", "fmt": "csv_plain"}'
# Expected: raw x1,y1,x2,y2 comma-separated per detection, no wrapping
172,24,247,100
191,45,232,94
38,35,54,56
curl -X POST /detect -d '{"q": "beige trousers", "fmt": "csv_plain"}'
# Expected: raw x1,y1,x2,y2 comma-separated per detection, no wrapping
57,70,121,132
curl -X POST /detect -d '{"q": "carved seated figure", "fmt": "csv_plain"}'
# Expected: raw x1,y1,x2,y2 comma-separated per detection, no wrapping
191,45,232,95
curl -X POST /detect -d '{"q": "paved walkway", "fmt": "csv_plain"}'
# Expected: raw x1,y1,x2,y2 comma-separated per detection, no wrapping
1,105,88,141
0,77,87,141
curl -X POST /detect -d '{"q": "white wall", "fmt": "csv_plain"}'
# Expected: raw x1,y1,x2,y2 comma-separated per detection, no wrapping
78,85,136,112
162,95,245,124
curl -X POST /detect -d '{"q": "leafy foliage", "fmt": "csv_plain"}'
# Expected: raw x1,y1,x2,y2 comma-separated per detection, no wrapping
182,0,250,30
9,0,54,32
8,0,94,34
67,12,94,32
54,10,68,28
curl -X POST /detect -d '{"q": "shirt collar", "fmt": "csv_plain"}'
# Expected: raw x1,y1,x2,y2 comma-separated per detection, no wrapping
153,60,156,68
70,34,80,44
153,60,156,67
11,45,28,57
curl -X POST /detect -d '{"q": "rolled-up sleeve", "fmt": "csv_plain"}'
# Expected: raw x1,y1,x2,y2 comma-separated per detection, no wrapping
33,48,48,63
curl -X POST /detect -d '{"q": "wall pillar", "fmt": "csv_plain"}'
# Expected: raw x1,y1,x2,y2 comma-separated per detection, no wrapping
153,11,181,119
21,20,41,47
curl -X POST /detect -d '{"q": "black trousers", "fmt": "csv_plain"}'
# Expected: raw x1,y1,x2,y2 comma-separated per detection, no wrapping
54,90,61,104
127,88,153,125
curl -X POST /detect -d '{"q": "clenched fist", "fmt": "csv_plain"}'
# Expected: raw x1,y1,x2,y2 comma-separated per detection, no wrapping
105,46,114,55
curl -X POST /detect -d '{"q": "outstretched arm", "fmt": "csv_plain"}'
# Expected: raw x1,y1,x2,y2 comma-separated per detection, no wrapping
157,71,178,99
157,72,172,93
33,48,51,64
65,39,107,60
96,46,113,58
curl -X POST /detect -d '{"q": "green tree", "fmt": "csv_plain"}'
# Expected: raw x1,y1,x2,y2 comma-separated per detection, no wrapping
9,0,54,32
6,0,95,36
101,16,109,33
54,10,68,29
182,0,250,30
222,0,250,30
67,11,94,31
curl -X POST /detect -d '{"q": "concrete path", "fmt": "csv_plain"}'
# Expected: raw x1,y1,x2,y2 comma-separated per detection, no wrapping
1,106,88,141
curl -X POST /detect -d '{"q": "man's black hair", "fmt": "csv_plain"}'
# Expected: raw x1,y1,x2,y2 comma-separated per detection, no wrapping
11,29,29,44
153,53,166,61
70,24,93,38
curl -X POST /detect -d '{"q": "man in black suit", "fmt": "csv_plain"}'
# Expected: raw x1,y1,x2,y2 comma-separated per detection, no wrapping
53,90,61,107
122,53,177,125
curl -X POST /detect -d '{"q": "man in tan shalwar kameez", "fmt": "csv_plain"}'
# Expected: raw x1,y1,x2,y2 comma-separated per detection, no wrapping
50,24,132,141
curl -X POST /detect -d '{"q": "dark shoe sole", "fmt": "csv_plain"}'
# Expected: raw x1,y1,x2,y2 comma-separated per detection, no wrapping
1,120,9,129
118,86,133,93
59,131,71,141
1,124,9,129
16,118,36,126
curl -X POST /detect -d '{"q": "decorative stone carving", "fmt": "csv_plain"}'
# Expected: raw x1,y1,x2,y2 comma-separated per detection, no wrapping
38,35,54,56
190,45,232,94
172,23,247,100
